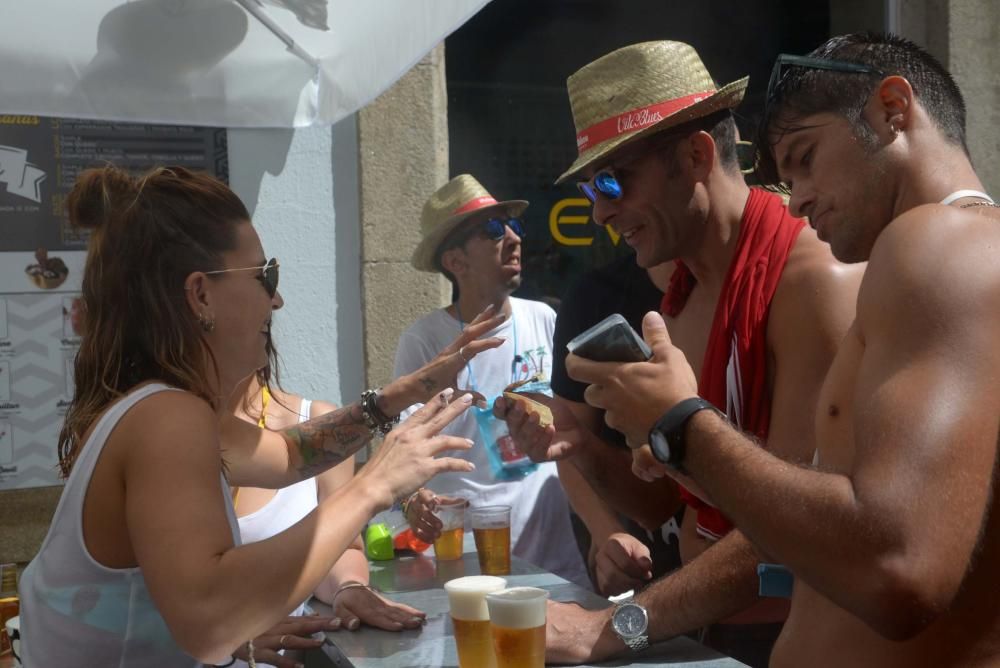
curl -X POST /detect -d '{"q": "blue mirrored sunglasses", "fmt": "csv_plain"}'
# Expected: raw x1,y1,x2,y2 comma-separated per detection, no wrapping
481,217,526,240
577,171,623,203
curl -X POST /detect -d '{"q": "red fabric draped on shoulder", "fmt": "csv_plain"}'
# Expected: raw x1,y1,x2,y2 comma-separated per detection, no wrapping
661,188,805,540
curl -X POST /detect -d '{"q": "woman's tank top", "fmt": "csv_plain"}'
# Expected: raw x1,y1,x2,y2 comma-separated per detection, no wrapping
234,399,317,668
18,383,240,667
237,399,316,616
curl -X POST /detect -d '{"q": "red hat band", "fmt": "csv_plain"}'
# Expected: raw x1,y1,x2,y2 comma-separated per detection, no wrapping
452,196,498,215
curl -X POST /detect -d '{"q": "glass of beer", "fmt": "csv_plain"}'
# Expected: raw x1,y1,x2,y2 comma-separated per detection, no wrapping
485,586,548,668
445,575,508,668
470,505,511,575
432,497,467,561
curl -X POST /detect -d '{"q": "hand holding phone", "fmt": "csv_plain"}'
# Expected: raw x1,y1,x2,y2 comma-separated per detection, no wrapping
566,313,652,363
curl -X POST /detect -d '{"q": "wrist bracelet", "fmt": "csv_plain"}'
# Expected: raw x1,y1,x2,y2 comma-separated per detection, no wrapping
361,388,399,435
333,581,372,608
247,639,256,668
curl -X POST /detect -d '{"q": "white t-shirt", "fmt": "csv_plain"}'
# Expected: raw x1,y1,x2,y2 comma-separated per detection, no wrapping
393,297,589,588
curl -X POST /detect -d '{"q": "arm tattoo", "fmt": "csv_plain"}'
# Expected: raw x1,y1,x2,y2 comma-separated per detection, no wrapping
282,403,373,479
418,375,436,393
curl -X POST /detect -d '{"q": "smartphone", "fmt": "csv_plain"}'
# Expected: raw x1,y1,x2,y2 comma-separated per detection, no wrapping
566,313,652,363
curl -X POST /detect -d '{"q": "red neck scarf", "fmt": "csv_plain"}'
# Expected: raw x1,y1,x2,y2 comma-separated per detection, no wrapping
661,188,804,540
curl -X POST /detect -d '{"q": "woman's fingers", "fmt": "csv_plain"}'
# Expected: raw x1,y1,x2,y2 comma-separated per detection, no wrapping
408,394,476,438
424,434,475,458
433,456,479,476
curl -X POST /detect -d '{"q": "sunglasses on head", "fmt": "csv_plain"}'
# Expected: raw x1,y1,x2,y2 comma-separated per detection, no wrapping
204,257,280,298
765,54,886,115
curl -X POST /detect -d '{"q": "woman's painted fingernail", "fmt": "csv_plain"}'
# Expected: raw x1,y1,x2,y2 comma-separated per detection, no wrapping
460,393,473,404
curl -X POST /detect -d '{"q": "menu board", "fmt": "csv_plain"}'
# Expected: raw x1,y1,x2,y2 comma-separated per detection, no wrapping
0,115,227,489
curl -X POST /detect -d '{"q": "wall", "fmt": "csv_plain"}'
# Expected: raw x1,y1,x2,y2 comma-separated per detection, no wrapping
228,117,364,406
358,45,450,391
897,0,1000,195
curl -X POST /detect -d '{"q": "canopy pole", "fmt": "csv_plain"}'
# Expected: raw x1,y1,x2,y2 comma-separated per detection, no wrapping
234,0,320,72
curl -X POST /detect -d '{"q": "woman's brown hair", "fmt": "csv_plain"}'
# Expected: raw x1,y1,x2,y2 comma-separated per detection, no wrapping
58,165,250,476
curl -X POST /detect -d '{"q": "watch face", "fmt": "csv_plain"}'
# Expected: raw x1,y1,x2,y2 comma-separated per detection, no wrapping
649,431,671,464
612,603,648,637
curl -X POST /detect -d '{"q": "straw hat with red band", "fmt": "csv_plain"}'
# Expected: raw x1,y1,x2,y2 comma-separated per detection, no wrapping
412,174,529,272
555,40,749,184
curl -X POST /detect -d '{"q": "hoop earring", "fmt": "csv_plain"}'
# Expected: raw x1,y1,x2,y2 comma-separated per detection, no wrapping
198,313,216,333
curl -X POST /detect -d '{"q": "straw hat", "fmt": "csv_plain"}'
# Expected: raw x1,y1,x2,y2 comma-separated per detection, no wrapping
411,174,528,272
556,41,749,184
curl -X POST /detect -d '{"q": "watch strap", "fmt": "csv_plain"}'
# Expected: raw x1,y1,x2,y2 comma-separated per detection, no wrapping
649,396,718,469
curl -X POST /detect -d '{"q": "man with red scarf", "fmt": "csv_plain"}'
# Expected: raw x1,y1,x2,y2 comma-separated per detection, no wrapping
498,41,862,666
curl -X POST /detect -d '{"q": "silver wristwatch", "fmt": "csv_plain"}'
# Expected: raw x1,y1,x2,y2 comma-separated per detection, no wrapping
611,598,649,652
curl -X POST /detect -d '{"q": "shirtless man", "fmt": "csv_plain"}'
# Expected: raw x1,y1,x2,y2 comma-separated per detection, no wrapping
568,32,1000,666
497,41,862,666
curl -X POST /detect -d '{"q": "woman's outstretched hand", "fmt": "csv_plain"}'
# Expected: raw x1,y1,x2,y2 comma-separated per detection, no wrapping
359,389,476,511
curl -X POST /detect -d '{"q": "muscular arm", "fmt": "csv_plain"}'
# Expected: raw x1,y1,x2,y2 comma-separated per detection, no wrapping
643,237,859,631
564,398,680,531
678,214,1000,639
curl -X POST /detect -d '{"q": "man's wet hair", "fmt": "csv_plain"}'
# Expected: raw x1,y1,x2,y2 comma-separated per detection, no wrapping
755,32,968,188
650,109,740,174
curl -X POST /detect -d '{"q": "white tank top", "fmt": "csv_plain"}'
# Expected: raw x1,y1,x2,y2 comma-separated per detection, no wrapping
237,400,316,607
234,399,316,668
18,383,240,668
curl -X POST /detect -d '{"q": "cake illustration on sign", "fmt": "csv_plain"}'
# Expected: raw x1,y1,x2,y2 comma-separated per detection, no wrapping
25,248,69,289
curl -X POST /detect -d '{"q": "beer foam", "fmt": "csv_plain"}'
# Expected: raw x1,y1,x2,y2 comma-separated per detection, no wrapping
485,586,548,629
445,576,508,621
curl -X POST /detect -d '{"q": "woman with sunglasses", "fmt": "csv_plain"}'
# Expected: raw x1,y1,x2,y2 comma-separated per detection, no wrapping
17,165,504,668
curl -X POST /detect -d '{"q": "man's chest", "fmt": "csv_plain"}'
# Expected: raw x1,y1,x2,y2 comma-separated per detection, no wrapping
663,288,717,381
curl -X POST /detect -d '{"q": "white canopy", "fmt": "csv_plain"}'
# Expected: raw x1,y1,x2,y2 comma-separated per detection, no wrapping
1,0,490,127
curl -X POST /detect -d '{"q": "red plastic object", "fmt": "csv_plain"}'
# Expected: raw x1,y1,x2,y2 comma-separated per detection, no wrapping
393,528,431,552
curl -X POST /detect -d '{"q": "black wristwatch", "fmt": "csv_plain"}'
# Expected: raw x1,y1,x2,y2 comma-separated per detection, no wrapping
648,397,719,470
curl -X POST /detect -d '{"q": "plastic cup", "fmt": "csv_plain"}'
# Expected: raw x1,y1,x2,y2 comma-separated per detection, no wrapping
445,576,507,668
485,587,548,668
432,497,467,561
470,505,511,575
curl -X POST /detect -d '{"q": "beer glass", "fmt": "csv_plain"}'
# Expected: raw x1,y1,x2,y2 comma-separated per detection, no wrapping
433,497,467,561
485,586,548,668
445,575,508,668
470,505,511,575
